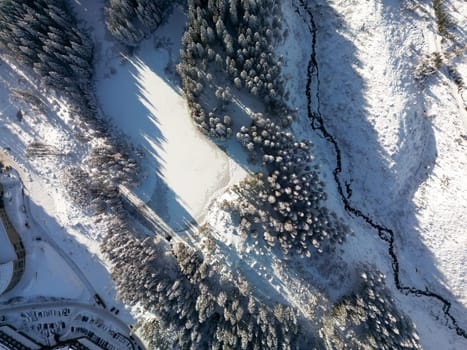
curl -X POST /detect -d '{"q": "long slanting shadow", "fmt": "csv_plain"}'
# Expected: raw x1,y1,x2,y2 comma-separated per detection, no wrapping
97,58,196,233
298,0,466,339
95,8,252,236
122,52,228,233
131,60,196,233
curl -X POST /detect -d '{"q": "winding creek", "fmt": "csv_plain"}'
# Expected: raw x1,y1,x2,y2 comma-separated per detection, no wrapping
297,0,467,339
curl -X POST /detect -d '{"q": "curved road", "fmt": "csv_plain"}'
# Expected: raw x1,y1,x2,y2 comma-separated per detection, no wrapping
1,152,145,348
0,156,99,304
22,188,99,302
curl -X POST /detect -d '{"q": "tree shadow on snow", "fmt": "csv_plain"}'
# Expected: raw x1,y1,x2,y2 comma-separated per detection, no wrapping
2,191,134,324
310,0,466,332
123,57,209,234
108,8,259,236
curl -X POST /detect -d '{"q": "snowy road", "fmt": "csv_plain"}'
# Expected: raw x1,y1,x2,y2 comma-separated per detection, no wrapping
0,152,99,303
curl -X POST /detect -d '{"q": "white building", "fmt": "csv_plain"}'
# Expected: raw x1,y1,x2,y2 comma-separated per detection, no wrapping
0,221,15,295
0,184,25,296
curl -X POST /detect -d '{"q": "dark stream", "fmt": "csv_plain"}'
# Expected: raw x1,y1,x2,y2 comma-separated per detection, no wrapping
297,0,467,339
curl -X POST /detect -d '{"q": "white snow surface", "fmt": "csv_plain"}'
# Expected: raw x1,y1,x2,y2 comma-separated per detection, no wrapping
312,0,466,303
0,262,13,295
93,6,247,231
0,0,464,348
0,222,16,264
304,0,466,347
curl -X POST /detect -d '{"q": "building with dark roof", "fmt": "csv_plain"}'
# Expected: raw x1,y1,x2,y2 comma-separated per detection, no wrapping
0,325,41,350
0,325,108,350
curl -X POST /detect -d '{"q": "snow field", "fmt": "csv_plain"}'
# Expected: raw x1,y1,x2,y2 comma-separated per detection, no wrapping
306,0,466,347
0,0,465,347
95,8,247,231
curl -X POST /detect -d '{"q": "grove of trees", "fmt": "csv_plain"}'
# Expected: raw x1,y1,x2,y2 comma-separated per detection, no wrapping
176,1,349,258
104,0,173,46
0,0,142,215
321,270,422,349
102,231,320,349
225,113,348,257
177,0,288,138
0,0,96,123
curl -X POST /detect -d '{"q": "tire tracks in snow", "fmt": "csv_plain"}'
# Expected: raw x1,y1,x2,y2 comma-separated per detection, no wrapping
296,0,467,339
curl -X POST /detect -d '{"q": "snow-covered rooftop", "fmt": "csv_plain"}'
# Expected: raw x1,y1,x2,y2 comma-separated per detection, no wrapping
0,221,16,264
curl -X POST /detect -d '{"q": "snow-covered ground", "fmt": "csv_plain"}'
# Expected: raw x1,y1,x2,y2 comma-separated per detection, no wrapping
0,64,134,324
79,3,248,231
97,41,240,230
0,162,123,311
305,0,466,347
0,0,465,348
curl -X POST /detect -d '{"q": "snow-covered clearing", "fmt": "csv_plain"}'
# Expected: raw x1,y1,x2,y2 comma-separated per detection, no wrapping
20,242,85,300
92,7,247,231
0,0,465,347
0,170,89,305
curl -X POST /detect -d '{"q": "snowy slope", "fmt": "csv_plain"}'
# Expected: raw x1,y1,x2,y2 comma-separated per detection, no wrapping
0,0,465,348
71,0,247,232
0,29,135,329
305,0,466,347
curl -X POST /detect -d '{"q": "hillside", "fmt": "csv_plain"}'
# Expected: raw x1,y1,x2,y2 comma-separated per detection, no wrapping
0,0,465,349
